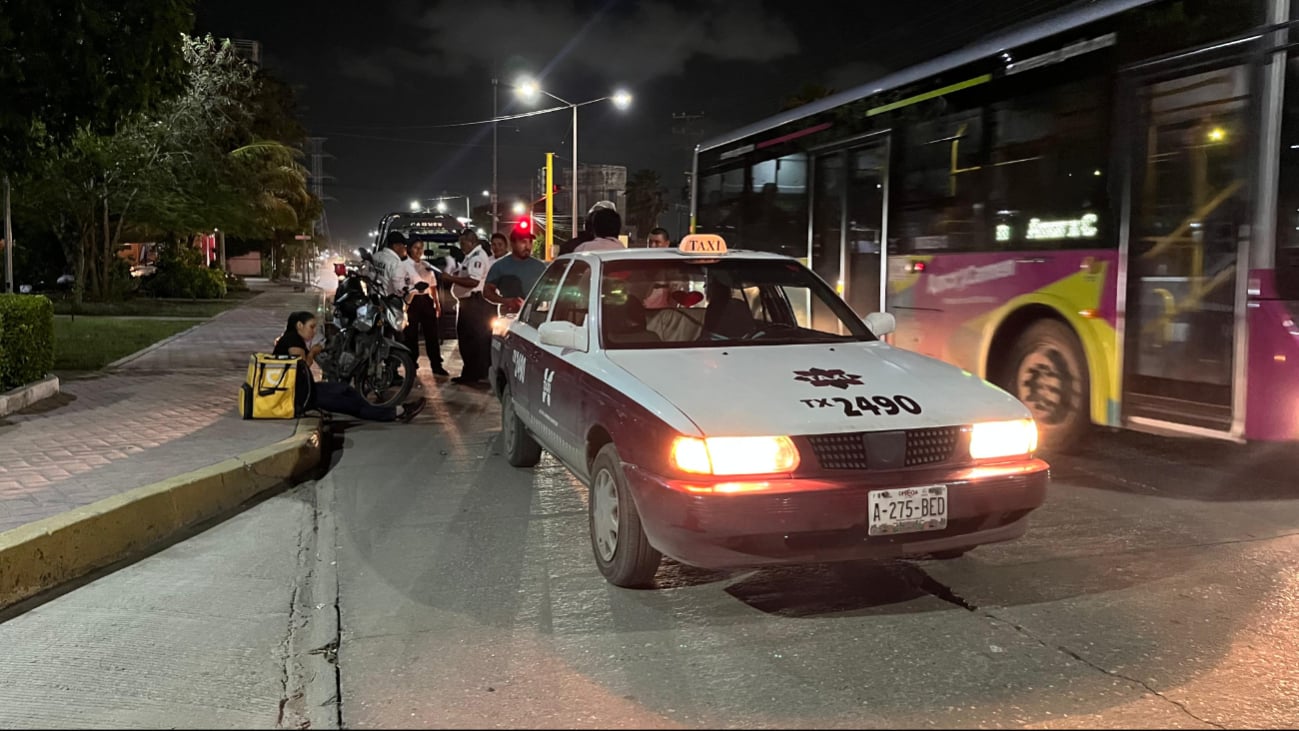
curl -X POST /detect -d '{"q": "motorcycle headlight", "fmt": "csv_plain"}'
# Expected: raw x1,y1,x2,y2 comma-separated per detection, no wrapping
354,303,375,332
386,302,405,330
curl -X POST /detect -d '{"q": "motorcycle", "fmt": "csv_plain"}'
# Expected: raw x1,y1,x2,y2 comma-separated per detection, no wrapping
320,249,428,409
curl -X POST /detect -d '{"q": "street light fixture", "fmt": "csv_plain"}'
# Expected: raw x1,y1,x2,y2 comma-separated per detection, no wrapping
410,200,421,212
512,201,527,216
513,77,633,238
436,201,447,213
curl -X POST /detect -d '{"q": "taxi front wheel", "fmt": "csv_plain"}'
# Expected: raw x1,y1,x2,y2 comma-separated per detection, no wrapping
502,384,542,468
589,444,662,588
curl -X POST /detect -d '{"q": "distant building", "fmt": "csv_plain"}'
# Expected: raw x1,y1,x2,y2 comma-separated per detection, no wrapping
230,39,262,66
535,163,627,232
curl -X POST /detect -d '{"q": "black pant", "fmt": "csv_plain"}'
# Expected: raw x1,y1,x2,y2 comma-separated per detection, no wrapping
456,294,496,380
403,294,442,371
313,380,397,421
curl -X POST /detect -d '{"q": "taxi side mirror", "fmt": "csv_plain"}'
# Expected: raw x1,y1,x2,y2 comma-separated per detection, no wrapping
539,320,588,352
864,311,896,337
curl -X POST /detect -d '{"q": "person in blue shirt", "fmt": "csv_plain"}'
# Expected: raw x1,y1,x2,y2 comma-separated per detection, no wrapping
484,227,547,314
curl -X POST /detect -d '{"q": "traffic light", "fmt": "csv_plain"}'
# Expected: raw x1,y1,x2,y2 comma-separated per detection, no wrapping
514,218,532,236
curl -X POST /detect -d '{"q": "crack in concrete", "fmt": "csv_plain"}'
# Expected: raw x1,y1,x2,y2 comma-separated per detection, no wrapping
276,505,312,729
986,612,1226,730
911,566,1224,729
276,529,306,727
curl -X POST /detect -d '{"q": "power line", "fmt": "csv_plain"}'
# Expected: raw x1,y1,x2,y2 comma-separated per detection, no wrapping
327,104,570,132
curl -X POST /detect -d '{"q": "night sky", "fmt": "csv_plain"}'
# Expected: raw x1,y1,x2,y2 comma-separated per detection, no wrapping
195,0,1080,247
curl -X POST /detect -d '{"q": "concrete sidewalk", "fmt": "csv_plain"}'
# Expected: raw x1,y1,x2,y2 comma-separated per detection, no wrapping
0,280,325,535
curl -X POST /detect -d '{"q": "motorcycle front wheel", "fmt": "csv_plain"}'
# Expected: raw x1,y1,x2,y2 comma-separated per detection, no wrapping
356,349,416,409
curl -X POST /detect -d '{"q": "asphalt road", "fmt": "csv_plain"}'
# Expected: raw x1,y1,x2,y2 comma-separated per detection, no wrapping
326,380,1299,729
3,376,1297,729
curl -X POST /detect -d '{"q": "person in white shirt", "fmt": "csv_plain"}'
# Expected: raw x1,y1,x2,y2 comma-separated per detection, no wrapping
441,231,498,384
403,239,449,377
372,231,413,299
574,207,626,252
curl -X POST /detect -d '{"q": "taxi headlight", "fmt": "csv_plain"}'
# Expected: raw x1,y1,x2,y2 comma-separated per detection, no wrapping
670,436,800,476
969,419,1038,460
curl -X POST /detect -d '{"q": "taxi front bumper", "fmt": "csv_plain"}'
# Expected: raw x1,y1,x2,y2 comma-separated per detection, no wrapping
623,460,1049,569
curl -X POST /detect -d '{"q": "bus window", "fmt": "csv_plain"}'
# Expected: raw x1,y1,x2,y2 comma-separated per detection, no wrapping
987,76,1111,250
745,153,809,257
894,105,986,253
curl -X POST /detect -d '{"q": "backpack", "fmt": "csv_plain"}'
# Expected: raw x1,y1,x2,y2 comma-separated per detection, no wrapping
238,353,313,419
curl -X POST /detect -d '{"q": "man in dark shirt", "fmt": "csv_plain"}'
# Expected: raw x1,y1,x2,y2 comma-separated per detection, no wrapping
485,228,546,314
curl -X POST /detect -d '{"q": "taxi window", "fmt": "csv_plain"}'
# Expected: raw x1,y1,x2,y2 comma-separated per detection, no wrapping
552,261,592,327
600,258,875,349
520,261,568,330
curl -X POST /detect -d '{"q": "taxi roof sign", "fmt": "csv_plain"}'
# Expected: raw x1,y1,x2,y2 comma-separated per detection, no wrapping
678,234,727,255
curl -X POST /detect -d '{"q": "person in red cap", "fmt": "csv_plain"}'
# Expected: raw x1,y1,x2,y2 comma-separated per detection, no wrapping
484,226,546,316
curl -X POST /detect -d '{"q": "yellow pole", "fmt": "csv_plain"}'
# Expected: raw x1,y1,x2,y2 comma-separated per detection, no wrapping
545,152,554,260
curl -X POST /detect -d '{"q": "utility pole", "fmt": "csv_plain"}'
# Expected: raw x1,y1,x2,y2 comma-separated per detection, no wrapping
306,137,334,244
3,175,12,293
492,77,499,233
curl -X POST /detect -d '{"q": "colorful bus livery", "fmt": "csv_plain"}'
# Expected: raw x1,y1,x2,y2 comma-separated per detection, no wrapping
692,0,1299,446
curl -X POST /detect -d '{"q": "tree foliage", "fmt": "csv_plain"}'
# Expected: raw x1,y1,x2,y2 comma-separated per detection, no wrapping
625,169,668,244
0,0,194,176
14,35,319,301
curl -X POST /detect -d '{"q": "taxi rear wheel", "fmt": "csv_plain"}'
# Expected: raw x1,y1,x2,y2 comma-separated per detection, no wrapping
589,444,662,588
502,384,542,468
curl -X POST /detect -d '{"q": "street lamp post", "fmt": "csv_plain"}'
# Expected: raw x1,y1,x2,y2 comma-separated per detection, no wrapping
515,80,632,239
492,77,499,233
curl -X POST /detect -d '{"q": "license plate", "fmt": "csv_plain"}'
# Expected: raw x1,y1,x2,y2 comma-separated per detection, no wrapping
868,485,948,536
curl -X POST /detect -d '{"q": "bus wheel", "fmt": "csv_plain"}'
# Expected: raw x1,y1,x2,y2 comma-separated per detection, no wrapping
1005,320,1090,450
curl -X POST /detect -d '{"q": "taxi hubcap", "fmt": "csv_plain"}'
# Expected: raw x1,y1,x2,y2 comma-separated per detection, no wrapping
592,470,620,563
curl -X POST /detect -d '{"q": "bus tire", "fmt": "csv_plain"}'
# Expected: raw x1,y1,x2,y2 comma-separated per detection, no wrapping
1004,319,1091,451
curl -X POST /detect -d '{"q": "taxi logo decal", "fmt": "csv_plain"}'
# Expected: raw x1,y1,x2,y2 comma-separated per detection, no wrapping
794,368,863,390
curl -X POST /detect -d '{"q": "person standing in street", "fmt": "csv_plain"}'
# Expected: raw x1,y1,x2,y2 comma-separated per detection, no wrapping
647,227,672,248
442,231,497,385
485,226,547,315
404,240,449,378
574,207,626,253
373,231,413,299
558,200,618,255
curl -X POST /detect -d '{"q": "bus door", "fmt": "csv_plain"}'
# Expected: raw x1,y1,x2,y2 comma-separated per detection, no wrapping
810,134,889,332
1121,63,1252,436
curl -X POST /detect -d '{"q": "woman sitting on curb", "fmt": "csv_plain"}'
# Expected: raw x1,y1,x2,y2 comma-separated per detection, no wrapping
274,311,426,423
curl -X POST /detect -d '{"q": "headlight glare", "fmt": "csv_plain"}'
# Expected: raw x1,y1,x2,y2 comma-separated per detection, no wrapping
670,435,800,476
969,419,1038,460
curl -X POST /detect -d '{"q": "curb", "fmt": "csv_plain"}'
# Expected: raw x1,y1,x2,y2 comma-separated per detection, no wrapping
0,375,60,417
104,320,208,369
0,417,324,611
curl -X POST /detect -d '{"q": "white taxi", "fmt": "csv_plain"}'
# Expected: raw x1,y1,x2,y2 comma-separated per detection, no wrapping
489,235,1048,588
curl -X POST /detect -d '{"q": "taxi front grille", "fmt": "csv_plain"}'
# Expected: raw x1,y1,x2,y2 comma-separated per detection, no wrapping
806,426,964,470
905,426,962,467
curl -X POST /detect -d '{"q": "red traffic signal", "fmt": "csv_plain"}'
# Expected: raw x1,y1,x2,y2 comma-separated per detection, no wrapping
516,218,531,233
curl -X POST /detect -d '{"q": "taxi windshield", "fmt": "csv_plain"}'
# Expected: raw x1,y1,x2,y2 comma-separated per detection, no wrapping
600,258,877,349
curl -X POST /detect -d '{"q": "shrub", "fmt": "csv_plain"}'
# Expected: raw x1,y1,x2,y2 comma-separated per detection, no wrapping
144,245,227,299
0,294,55,391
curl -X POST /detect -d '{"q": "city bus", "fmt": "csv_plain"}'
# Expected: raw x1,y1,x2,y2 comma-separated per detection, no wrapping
690,0,1299,447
